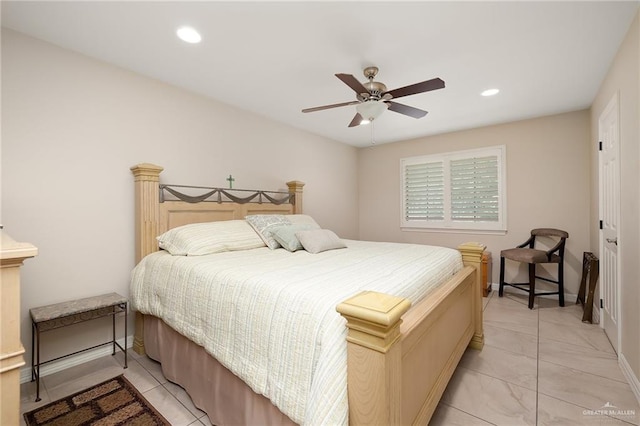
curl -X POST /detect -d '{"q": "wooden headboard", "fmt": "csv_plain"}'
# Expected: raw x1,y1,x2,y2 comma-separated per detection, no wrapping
130,163,304,263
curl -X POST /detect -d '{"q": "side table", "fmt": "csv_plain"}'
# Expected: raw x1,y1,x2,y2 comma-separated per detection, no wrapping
30,292,128,402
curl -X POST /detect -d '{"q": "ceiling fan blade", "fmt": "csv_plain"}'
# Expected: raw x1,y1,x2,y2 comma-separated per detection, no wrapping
348,113,364,127
383,78,445,100
335,73,369,95
302,100,360,113
386,101,428,118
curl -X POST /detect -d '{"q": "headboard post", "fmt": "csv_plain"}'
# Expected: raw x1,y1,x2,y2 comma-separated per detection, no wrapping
130,163,163,356
130,163,163,263
286,181,305,214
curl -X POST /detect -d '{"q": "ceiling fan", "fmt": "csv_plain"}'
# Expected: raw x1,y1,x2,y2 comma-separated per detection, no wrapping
302,66,445,127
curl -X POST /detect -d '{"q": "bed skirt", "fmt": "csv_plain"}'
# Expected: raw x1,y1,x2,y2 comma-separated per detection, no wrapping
144,315,298,426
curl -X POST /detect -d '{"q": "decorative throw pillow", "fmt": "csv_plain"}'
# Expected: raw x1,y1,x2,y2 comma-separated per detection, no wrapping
157,220,266,256
245,215,292,249
295,229,347,254
271,224,315,252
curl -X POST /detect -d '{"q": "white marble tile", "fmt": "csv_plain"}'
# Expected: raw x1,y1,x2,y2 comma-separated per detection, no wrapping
539,319,616,354
19,380,51,417
42,356,126,402
482,291,494,311
538,301,586,325
135,354,169,385
538,393,634,426
539,338,626,383
122,358,163,393
538,360,640,424
163,380,208,420
441,367,537,425
483,300,539,336
198,413,213,426
41,354,122,390
142,384,198,426
429,403,493,425
483,324,538,358
488,291,534,309
459,343,537,390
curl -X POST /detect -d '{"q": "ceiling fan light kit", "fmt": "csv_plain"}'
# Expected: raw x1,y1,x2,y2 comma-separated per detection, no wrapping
302,66,445,128
356,100,388,122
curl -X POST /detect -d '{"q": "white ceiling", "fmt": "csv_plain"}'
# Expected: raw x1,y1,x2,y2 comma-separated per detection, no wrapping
2,1,638,147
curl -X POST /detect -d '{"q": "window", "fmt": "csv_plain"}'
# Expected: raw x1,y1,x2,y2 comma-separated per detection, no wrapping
401,146,506,233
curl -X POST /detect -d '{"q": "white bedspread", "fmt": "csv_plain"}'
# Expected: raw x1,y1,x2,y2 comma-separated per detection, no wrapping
130,240,462,425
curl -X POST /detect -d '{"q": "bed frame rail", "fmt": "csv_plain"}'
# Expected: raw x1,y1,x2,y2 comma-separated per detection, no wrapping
337,243,484,425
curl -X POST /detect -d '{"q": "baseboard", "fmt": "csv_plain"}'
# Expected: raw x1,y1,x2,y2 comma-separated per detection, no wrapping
20,335,133,384
619,353,640,405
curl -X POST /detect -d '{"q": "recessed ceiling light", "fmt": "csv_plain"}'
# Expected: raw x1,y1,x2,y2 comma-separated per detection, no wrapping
176,26,201,44
481,88,500,97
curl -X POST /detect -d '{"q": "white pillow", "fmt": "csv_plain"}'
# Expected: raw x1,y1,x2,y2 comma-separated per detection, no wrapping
286,214,321,229
157,220,265,256
296,229,347,254
271,224,315,252
245,215,292,249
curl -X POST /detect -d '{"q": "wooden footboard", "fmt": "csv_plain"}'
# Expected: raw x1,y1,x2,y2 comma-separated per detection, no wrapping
131,164,484,425
337,243,484,425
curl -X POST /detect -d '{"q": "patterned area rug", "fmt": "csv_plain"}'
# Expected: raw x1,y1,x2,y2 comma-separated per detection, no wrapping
23,375,170,426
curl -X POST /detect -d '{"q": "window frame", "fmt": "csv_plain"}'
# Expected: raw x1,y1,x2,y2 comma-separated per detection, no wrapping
400,145,507,234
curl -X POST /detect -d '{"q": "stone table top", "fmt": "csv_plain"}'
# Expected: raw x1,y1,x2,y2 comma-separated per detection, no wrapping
30,293,127,323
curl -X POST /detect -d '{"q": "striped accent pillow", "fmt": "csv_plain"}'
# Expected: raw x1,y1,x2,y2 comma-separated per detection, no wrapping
157,220,266,255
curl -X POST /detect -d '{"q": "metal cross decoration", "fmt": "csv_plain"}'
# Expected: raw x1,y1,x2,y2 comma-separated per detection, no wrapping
226,174,235,189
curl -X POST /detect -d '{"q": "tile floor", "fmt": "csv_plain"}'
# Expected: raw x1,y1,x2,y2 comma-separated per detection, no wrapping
20,290,640,425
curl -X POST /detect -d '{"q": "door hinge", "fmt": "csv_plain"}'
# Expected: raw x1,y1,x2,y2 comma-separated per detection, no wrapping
599,220,603,230
599,141,603,151
600,299,604,309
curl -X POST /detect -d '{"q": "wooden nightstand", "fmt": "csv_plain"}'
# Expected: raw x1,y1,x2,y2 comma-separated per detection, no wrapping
482,251,492,297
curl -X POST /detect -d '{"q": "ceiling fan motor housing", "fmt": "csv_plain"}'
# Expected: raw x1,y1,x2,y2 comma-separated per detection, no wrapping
363,81,387,99
361,66,387,99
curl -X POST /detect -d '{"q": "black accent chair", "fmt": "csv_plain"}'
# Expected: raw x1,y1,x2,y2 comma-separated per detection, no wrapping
499,228,569,309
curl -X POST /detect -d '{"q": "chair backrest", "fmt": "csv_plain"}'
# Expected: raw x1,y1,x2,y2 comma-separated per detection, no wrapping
531,228,569,239
530,228,568,258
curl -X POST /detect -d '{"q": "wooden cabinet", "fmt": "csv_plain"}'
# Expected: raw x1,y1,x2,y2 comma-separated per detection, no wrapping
482,251,492,297
0,230,37,425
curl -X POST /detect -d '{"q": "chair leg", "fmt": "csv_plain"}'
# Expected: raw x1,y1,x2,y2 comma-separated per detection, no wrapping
558,262,565,307
528,264,536,309
499,256,505,297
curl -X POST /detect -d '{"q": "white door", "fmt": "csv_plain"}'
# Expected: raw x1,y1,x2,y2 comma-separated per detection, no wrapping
599,92,620,353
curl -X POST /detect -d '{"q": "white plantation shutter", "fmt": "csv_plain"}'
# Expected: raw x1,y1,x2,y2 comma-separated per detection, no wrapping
404,162,444,221
401,146,506,232
450,156,499,222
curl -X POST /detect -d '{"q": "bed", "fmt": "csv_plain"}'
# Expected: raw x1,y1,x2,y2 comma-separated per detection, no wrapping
129,163,485,425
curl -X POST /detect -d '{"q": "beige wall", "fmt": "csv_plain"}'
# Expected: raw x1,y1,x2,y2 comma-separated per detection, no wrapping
358,110,591,294
590,11,640,383
1,29,359,365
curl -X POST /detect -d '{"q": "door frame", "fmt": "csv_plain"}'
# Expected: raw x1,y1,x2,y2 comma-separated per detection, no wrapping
598,91,621,353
